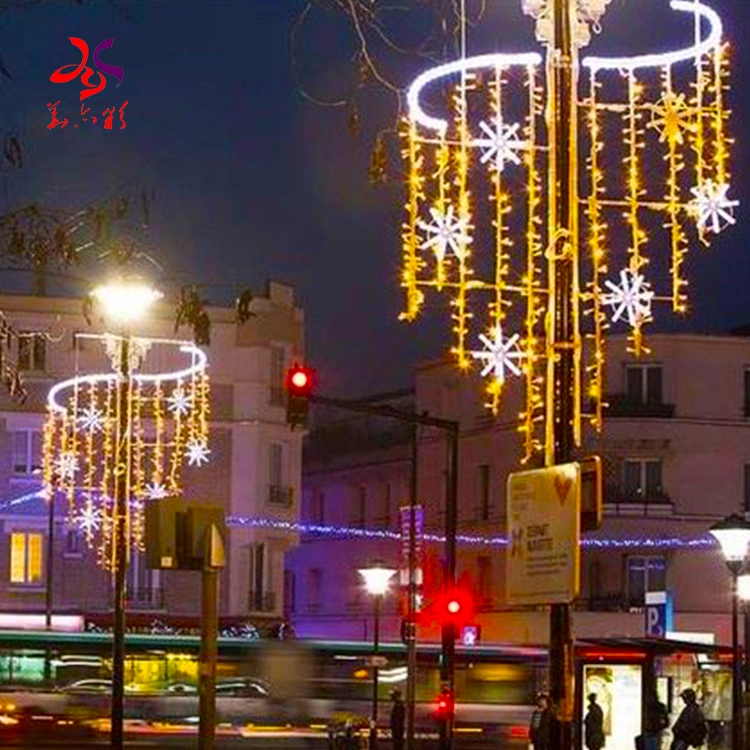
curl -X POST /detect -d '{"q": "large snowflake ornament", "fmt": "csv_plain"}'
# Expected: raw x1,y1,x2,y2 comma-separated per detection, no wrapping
185,438,211,467
471,326,525,385
55,452,79,481
167,386,193,417
602,268,655,327
650,92,694,146
690,180,739,234
418,205,472,263
78,405,106,433
144,481,169,501
77,504,101,536
475,117,527,174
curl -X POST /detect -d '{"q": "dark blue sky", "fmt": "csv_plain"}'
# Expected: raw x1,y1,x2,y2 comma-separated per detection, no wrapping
1,0,749,396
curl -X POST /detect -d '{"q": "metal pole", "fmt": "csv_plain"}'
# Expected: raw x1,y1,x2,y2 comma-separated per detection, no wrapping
45,494,55,629
111,335,130,750
199,565,219,750
371,593,381,750
440,427,459,750
406,425,418,750
548,0,578,747
733,569,742,750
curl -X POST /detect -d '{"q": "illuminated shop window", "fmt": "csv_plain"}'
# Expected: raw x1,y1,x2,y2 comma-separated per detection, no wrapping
9,531,43,585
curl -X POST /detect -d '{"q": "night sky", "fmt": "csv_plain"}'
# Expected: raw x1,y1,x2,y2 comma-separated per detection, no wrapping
1,0,749,396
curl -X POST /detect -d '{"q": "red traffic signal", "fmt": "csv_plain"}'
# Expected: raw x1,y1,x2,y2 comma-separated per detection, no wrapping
436,686,454,721
285,365,315,397
437,588,474,628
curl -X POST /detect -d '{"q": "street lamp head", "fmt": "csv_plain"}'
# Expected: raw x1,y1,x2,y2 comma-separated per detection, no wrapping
358,561,397,597
738,570,750,602
92,279,163,325
709,514,750,572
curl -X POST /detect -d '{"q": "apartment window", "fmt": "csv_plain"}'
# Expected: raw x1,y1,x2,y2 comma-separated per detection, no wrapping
17,334,45,372
378,483,391,527
745,464,750,513
626,364,663,405
249,543,269,611
12,430,42,476
352,485,366,528
269,346,286,406
626,556,667,606
127,551,161,607
9,531,43,585
477,465,491,521
64,528,82,557
744,369,750,416
623,459,663,501
268,442,292,506
311,490,326,524
308,568,322,609
477,555,492,603
284,570,296,614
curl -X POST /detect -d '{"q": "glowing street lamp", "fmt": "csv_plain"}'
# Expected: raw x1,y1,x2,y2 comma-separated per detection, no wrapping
92,278,163,325
359,561,396,750
710,514,750,750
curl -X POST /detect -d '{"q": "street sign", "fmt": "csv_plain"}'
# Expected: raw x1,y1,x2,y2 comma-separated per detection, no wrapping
461,625,480,646
506,463,581,606
645,591,674,638
367,655,388,668
398,505,424,589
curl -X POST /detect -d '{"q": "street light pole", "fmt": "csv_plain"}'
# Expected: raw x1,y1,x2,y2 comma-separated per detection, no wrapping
111,333,131,750
709,514,750,750
406,425,418,750
548,0,578,745
372,592,382,750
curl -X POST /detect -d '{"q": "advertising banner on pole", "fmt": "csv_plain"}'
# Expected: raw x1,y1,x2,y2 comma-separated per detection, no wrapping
399,504,424,589
506,463,581,606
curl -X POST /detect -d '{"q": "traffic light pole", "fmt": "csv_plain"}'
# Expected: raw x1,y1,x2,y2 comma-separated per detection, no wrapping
547,0,577,747
406,425,418,750
302,392,459,750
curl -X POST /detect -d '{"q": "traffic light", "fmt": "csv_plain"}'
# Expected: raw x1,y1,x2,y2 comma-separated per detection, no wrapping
437,588,474,631
285,365,314,429
435,685,454,721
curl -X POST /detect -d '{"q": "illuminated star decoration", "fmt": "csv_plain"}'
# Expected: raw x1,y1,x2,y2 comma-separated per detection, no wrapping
185,439,211,467
77,504,101,536
130,499,144,514
601,268,655,327
690,180,739,234
166,386,193,417
77,405,106,433
471,326,525,385
418,205,472,263
144,481,169,501
649,92,694,145
55,451,79,481
475,117,527,173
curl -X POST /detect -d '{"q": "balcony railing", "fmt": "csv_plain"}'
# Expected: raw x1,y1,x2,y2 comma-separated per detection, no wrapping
248,590,276,613
268,485,294,507
604,395,675,419
605,486,672,506
125,587,165,610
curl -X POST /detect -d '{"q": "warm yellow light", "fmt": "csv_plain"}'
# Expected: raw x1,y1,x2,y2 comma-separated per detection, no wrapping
92,279,162,324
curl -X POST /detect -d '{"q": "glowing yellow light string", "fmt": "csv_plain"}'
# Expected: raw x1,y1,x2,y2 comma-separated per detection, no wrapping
400,119,425,321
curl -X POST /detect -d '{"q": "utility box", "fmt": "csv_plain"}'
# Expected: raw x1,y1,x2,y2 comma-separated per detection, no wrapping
144,497,182,570
145,500,226,571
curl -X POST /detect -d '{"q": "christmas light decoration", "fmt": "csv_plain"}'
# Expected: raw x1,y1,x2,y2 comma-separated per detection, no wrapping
43,334,210,569
400,0,735,460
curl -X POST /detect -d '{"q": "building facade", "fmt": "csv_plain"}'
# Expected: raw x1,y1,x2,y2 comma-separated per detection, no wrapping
0,280,304,633
287,333,750,647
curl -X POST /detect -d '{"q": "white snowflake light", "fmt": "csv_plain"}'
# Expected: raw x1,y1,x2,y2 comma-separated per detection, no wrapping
144,481,169,501
77,405,106,433
130,499,145,514
602,268,655,327
418,205,472,263
690,180,739,234
471,326,525,385
475,117,527,173
185,439,211,467
167,386,193,417
77,505,101,535
55,452,79,481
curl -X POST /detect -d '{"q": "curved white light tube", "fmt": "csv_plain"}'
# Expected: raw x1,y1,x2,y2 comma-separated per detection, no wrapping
583,0,722,71
48,343,208,414
407,51,543,134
